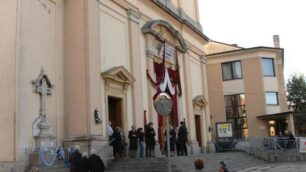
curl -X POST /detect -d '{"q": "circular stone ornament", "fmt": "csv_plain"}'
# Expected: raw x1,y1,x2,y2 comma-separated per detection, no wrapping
153,92,173,116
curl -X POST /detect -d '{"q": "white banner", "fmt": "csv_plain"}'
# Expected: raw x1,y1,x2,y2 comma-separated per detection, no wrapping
159,43,175,63
299,137,306,153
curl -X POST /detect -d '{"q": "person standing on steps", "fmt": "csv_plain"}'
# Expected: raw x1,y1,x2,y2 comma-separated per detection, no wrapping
128,125,138,158
79,152,90,172
145,122,156,157
137,127,145,158
178,121,188,156
89,149,105,172
108,121,114,141
112,127,123,159
69,145,82,172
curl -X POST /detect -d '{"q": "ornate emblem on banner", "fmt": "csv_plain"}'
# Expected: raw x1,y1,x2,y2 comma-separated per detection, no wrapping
39,147,58,167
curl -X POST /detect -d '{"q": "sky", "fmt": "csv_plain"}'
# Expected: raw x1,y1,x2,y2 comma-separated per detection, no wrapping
198,0,306,81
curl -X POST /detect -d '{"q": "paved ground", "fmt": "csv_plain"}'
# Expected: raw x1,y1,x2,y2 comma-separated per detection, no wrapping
237,162,306,172
41,152,306,172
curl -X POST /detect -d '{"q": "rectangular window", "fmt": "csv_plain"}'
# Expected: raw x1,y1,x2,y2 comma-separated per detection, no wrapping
222,61,242,81
262,58,275,76
224,94,248,139
265,92,279,105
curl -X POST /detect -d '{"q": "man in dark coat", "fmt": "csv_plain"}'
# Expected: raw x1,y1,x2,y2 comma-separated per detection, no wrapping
79,152,90,172
69,145,82,172
128,125,138,158
112,127,123,159
145,122,156,157
89,149,105,172
178,121,188,156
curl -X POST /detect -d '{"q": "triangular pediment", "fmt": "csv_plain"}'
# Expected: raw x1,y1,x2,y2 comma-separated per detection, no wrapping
101,66,135,84
193,95,208,107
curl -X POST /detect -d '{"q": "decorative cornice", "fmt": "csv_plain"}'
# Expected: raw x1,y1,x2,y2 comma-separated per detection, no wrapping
101,66,136,85
200,55,207,64
193,95,208,107
149,0,209,42
142,20,188,53
127,9,141,24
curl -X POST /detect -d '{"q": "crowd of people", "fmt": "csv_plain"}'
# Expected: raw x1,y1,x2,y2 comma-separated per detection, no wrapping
108,120,190,159
69,145,105,172
69,121,231,172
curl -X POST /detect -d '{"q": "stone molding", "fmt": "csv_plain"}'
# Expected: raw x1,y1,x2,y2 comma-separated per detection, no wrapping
142,19,188,53
150,0,209,42
101,66,135,88
127,9,141,24
193,95,208,108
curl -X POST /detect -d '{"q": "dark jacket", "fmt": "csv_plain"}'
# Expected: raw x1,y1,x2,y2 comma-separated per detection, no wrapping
128,130,138,150
145,127,156,147
79,157,90,172
89,154,105,172
69,151,82,172
138,131,145,142
112,130,123,148
178,125,188,143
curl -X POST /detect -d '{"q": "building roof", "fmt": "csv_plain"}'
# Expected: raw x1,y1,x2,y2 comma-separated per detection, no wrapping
257,111,306,120
204,40,243,55
206,46,284,57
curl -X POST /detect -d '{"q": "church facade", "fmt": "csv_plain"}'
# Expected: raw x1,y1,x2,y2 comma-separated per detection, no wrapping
0,0,212,171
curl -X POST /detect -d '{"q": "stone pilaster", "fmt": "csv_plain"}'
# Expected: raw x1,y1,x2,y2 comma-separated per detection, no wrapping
127,9,144,128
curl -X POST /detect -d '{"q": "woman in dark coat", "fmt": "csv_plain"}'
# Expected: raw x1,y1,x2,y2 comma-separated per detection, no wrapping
128,125,138,158
145,122,156,157
112,127,123,159
79,152,90,172
89,149,105,172
69,145,82,172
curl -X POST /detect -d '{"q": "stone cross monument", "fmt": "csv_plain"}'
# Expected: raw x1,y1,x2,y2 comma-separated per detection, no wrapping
32,67,54,148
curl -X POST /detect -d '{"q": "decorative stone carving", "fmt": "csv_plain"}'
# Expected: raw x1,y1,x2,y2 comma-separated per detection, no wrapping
193,95,208,108
32,67,54,149
142,20,188,53
101,66,136,90
127,9,140,24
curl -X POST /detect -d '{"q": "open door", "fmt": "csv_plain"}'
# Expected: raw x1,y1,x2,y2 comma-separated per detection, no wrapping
195,115,202,147
108,96,123,128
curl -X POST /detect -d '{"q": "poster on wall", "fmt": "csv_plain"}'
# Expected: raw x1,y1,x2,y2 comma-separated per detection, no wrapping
299,137,306,153
216,122,233,138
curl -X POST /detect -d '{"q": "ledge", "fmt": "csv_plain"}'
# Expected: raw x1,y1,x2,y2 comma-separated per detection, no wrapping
151,0,209,42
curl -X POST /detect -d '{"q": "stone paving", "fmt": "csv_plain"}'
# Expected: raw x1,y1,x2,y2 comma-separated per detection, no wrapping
237,162,306,172
41,152,306,172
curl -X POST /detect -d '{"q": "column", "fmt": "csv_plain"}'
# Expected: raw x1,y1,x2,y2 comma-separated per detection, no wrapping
65,0,102,138
127,9,144,128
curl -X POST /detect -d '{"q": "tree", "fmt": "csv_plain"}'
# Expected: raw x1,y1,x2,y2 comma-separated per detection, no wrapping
286,73,306,112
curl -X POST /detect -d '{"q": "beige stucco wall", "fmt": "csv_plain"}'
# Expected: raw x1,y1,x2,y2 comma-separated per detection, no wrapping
207,63,225,139
0,0,18,162
180,0,198,21
263,77,278,91
189,54,203,98
17,0,65,161
275,56,288,112
242,58,267,137
223,80,245,95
